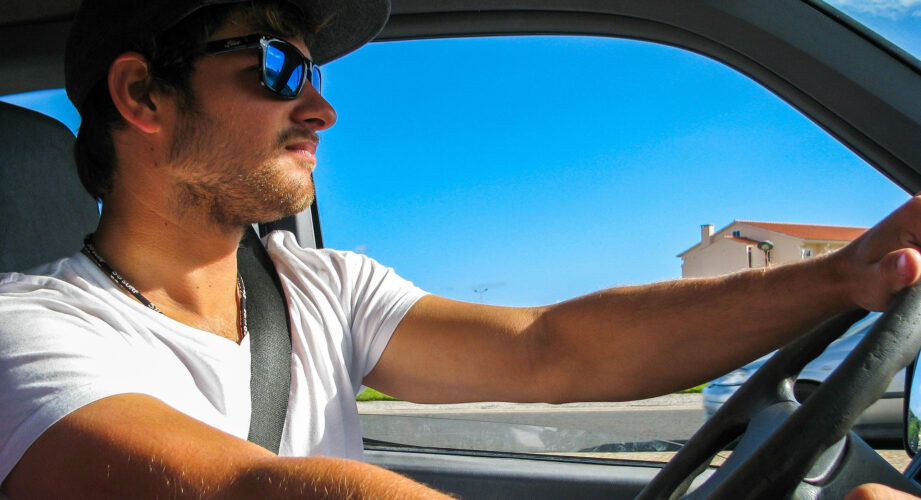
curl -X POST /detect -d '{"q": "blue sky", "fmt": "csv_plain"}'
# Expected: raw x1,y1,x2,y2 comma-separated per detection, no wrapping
3,1,919,306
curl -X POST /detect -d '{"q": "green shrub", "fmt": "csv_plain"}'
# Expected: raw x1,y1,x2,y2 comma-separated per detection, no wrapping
356,388,398,401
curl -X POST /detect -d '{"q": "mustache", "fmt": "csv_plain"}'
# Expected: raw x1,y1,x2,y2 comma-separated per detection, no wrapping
277,128,320,146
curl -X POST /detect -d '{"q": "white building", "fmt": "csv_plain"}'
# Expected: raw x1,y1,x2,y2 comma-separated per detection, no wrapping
679,220,866,278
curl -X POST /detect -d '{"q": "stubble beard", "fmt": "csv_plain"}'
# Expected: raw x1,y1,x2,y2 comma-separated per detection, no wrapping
167,107,317,229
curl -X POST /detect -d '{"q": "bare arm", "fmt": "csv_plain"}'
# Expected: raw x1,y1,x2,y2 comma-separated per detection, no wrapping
1,394,450,499
365,197,921,404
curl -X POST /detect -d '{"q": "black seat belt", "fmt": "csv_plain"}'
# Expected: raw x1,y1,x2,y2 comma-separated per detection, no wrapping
237,226,292,453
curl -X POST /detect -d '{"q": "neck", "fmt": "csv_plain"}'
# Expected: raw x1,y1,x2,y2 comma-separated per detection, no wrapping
91,188,247,343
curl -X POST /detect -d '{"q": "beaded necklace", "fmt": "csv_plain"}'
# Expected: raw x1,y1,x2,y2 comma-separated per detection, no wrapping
81,234,247,339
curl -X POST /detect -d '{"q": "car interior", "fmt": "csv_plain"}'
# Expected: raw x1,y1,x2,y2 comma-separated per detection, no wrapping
3,0,921,498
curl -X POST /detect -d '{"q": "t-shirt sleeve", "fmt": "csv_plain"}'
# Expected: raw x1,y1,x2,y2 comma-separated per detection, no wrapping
0,280,158,483
337,250,428,385
264,231,428,395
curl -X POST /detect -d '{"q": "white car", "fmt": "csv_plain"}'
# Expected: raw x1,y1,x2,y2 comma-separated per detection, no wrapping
704,313,904,443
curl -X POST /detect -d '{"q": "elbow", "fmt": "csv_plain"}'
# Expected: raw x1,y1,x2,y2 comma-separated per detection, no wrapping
521,305,649,404
517,307,584,404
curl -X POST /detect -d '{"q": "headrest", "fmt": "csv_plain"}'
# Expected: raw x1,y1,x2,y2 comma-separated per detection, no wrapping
0,100,98,272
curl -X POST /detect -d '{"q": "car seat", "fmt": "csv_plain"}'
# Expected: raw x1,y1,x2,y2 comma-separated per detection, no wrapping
0,100,98,272
0,99,293,457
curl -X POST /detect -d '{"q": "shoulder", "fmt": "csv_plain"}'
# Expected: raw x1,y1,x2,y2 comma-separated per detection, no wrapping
0,254,141,352
261,230,427,311
0,254,107,317
262,230,401,284
1,253,100,295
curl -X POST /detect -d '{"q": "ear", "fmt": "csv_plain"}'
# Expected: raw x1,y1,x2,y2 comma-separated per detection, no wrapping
107,53,163,134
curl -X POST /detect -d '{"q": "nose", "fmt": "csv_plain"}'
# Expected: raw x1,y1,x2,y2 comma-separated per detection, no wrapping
291,85,337,131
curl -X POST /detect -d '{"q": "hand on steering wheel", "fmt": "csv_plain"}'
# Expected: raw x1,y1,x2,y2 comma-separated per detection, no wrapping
637,285,921,500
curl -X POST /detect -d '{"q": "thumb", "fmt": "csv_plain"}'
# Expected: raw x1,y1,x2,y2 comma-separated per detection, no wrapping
879,248,921,294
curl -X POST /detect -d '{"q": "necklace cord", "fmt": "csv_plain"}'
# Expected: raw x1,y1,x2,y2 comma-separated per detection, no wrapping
82,234,247,338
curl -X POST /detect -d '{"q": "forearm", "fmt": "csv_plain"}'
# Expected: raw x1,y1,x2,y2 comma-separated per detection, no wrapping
532,252,853,402
230,456,451,500
2,394,451,500
7,456,449,500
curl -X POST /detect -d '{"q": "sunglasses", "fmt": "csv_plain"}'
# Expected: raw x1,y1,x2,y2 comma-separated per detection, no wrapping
203,34,321,99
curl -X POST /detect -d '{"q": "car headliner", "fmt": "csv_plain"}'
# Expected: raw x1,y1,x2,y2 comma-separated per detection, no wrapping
2,0,920,194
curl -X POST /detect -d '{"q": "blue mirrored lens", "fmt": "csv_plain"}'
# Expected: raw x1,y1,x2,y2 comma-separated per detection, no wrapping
263,42,303,98
285,64,303,95
264,43,285,80
310,65,322,93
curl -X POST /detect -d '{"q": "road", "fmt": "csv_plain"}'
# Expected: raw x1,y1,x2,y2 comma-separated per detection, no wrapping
359,394,707,454
357,394,912,470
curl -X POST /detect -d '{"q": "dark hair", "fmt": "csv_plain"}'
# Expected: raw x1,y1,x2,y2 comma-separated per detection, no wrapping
73,0,316,200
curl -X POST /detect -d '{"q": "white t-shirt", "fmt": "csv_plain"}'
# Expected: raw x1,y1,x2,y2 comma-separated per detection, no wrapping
0,231,427,483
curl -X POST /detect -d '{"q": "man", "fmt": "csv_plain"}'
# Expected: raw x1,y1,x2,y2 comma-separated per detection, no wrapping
2,0,921,498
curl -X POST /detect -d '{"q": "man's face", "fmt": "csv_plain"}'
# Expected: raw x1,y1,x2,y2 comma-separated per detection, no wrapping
163,23,337,228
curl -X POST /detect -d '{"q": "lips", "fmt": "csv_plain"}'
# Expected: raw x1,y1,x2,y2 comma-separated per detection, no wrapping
284,141,317,164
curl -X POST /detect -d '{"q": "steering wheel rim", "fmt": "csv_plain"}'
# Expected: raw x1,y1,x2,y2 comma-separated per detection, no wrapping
636,284,921,500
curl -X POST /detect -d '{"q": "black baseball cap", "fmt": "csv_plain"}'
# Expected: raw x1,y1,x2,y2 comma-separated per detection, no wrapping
65,0,390,113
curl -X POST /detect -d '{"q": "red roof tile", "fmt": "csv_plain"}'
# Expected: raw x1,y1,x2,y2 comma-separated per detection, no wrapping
737,221,866,241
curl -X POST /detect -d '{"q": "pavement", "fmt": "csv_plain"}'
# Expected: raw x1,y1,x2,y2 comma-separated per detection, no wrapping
357,393,913,470
357,392,703,413
358,393,706,454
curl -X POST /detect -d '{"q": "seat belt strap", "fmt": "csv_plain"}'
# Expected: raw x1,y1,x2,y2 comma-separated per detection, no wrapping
237,226,292,453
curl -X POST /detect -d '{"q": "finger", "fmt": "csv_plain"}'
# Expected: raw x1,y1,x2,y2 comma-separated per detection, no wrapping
844,483,921,500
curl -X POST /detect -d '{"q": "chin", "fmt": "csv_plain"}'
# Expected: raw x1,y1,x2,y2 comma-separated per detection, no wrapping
256,183,316,223
208,164,317,227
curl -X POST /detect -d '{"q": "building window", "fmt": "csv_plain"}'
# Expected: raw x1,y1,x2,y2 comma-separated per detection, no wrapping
732,230,741,237
802,248,812,258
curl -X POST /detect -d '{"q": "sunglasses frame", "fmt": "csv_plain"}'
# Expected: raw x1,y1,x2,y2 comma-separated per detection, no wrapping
203,34,320,99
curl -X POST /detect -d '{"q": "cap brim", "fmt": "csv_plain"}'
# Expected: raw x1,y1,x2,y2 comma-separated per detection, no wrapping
65,0,390,111
295,0,390,65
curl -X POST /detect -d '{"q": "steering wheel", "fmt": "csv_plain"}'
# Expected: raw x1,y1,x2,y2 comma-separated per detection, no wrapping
637,285,921,500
